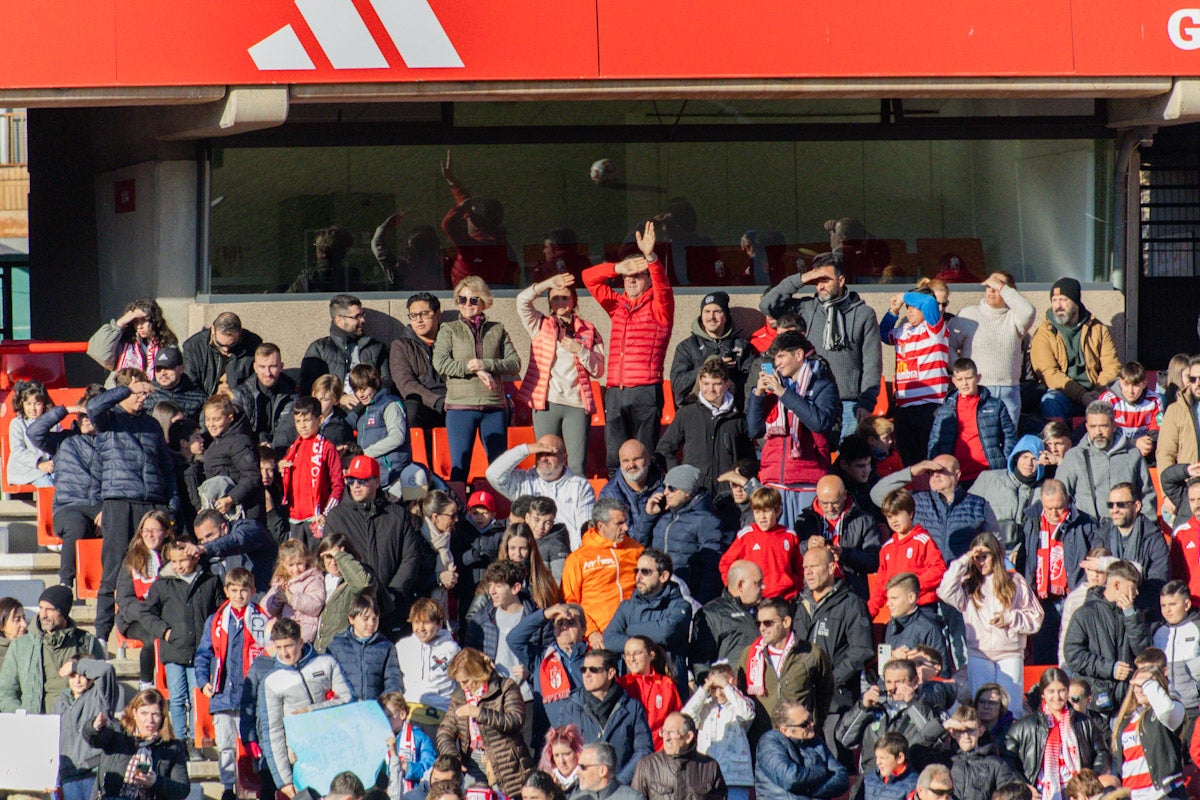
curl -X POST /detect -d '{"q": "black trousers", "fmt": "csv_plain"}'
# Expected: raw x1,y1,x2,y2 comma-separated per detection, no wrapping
55,502,101,587
117,619,158,683
603,384,663,474
893,403,938,466
96,498,164,642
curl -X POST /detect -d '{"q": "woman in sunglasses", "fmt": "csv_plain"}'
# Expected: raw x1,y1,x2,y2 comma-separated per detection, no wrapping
1004,667,1113,800
433,276,520,503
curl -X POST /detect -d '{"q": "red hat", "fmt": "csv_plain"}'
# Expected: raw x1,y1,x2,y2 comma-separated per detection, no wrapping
345,455,380,480
466,490,496,512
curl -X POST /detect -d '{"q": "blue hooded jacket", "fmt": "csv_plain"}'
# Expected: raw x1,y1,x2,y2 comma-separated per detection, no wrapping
968,434,1045,552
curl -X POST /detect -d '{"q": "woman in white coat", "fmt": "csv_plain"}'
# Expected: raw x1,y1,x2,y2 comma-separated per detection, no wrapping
681,663,754,800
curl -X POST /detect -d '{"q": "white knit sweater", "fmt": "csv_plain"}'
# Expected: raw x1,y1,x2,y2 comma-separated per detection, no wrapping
950,285,1036,387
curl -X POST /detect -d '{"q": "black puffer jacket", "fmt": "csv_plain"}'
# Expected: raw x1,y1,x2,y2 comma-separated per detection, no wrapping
1003,709,1111,784
793,501,882,600
87,386,177,507
232,375,297,452
669,320,757,409
323,496,423,626
140,563,225,665
949,744,1025,800
81,723,190,800
690,590,758,680
632,749,727,800
793,581,874,711
836,698,945,773
656,400,755,498
1062,587,1152,711
201,419,263,518
300,324,392,393
26,406,101,508
145,374,207,421
182,326,263,398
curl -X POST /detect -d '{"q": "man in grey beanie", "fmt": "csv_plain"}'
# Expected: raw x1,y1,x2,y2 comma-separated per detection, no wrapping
630,464,726,603
0,585,105,713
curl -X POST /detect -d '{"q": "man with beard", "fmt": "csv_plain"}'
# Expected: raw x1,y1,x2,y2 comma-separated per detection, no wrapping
232,343,298,452
144,346,206,420
486,434,595,549
558,649,653,785
1057,402,1155,523
1030,277,1120,420
299,294,392,396
759,252,882,440
600,439,665,533
669,291,756,409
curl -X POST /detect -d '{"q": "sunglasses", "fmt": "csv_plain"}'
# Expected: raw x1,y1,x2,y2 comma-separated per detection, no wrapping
1188,376,1200,383
1107,500,1134,509
786,719,816,730
581,666,609,674
345,477,373,486
635,567,658,576
577,764,599,771
757,618,780,628
456,296,482,306
1069,695,1085,703
928,789,953,798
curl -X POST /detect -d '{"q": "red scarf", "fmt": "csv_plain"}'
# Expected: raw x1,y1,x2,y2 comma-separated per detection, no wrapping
117,338,158,377
539,647,573,703
464,682,488,751
746,633,794,696
1039,703,1080,800
209,600,269,691
1035,513,1069,598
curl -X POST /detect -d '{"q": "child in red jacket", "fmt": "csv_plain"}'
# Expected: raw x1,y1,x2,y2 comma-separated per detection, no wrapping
869,488,947,618
279,397,345,548
719,486,804,600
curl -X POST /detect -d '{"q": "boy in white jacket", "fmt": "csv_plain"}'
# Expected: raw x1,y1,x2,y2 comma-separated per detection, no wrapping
394,598,460,740
681,663,754,800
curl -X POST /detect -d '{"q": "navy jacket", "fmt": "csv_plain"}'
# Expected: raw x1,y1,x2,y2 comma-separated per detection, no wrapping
326,628,402,701
506,609,588,737
860,768,917,800
927,387,1015,471
915,487,995,563
239,654,281,778
26,406,101,508
603,581,694,698
631,491,726,603
201,518,279,595
1016,503,1100,592
884,608,949,678
1100,515,1171,605
558,687,653,785
194,606,269,714
755,730,849,800
462,594,539,661
87,385,177,508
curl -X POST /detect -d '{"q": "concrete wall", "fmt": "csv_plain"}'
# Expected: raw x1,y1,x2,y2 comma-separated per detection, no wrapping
186,285,1131,380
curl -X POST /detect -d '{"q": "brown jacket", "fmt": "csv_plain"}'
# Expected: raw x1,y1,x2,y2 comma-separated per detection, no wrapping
436,672,532,797
736,638,834,744
432,318,520,408
632,748,728,800
1157,391,1200,470
1029,313,1121,403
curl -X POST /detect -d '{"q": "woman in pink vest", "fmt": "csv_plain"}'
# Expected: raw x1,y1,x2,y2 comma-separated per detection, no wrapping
516,273,605,476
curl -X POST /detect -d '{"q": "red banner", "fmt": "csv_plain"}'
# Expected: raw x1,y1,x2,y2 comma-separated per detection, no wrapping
2,0,1198,89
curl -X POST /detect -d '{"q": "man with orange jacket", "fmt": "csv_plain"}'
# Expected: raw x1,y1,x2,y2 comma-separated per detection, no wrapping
582,220,675,474
562,497,644,646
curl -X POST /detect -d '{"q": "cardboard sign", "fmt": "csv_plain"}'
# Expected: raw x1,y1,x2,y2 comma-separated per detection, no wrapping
283,701,392,795
0,712,60,791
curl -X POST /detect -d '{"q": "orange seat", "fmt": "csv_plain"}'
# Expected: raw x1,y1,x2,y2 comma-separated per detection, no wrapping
193,687,216,748
114,625,142,656
508,426,537,449
430,426,492,482
661,382,676,425
590,381,606,426
1024,664,1053,692
867,573,890,624
589,477,607,495
36,486,60,546
872,376,890,417
154,639,168,696
408,428,428,469
76,538,104,600
1150,466,1165,519
0,351,68,391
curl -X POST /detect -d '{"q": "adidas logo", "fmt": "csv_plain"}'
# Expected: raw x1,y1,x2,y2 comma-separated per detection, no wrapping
249,0,463,71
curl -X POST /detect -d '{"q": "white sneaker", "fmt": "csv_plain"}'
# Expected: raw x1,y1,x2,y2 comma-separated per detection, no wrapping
138,681,154,691
47,543,62,553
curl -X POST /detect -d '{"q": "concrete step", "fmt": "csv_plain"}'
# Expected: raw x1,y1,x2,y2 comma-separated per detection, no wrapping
0,551,61,580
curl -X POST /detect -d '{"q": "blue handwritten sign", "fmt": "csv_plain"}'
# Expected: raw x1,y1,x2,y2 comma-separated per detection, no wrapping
284,700,393,794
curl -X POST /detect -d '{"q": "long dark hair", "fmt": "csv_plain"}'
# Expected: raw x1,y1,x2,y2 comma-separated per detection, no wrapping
122,298,177,347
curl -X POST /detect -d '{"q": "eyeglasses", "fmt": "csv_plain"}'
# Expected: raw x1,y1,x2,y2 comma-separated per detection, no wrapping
757,618,781,628
337,313,366,321
577,764,599,771
456,296,482,306
785,719,815,730
1107,500,1134,509
1188,376,1200,383
581,666,608,674
635,567,658,576
345,477,374,487
407,311,436,320
434,511,459,521
927,788,954,798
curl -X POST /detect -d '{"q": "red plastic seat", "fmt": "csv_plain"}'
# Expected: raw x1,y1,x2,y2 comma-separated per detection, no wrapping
36,486,60,546
76,538,104,600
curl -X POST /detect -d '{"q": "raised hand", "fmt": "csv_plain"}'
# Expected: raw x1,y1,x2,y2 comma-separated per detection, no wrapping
635,220,657,258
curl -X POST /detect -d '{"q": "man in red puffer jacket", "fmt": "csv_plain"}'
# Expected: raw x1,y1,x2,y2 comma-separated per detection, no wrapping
583,220,675,474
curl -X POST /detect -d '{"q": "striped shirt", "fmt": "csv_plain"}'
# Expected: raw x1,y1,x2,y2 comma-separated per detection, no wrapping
1121,710,1177,800
888,317,950,407
1100,388,1164,441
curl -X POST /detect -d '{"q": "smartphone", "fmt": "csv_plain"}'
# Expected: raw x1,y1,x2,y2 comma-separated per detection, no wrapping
760,363,775,376
136,763,151,775
877,643,892,668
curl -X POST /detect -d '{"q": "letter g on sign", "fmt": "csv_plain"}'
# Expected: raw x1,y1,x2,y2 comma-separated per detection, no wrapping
1170,9,1200,49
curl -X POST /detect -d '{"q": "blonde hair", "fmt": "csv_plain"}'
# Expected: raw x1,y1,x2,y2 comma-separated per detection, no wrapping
448,647,494,683
454,276,494,309
120,689,174,740
312,374,343,404
272,539,316,585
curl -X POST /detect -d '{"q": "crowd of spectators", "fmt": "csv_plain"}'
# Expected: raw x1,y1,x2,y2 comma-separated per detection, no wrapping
1,208,1198,800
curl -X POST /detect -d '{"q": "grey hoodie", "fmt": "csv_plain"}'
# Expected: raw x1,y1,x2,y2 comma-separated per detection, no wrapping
1056,431,1155,522
54,658,120,781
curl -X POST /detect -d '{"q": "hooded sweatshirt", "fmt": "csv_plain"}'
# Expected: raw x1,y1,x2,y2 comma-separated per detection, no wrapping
969,433,1045,549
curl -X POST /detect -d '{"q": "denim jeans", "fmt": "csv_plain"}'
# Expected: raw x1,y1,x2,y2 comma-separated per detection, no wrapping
839,400,861,442
164,663,197,744
61,775,96,800
1040,389,1084,420
987,384,1022,430
444,408,507,482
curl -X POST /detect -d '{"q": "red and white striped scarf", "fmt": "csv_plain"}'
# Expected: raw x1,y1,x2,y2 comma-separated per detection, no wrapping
464,683,488,751
1039,704,1080,800
764,361,814,459
746,633,794,696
